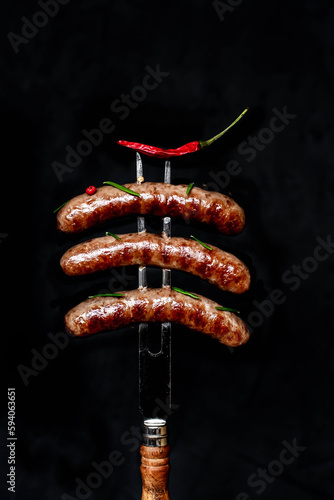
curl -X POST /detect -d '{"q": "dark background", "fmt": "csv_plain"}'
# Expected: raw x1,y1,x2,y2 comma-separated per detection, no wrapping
2,0,334,499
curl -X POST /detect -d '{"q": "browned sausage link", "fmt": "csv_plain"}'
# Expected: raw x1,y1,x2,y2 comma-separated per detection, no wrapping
56,183,245,235
64,288,250,347
60,233,250,294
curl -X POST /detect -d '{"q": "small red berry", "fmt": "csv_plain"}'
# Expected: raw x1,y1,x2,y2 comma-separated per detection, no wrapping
86,185,96,195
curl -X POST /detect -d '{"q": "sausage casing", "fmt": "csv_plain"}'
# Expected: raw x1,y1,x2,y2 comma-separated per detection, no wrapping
60,233,250,294
56,183,245,235
64,288,250,347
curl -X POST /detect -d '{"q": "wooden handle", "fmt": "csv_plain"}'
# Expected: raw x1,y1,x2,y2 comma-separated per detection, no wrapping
140,444,170,500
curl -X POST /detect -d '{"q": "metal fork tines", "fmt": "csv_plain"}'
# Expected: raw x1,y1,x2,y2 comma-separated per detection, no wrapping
136,153,147,290
162,160,171,287
161,160,171,414
137,154,172,420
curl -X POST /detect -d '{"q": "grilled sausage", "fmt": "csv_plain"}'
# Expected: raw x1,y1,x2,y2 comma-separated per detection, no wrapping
60,233,250,294
64,288,250,347
56,183,245,235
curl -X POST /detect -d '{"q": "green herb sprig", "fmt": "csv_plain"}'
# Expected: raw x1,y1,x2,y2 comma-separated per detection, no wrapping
190,235,212,250
215,306,240,314
103,181,140,197
186,182,195,195
171,287,199,299
53,201,68,213
105,232,121,240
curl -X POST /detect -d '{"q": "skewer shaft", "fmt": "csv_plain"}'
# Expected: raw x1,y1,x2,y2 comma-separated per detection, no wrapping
162,160,171,287
138,154,171,419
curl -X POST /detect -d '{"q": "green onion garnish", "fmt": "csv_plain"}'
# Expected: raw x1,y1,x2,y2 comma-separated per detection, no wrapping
103,181,141,197
215,306,240,314
105,232,121,240
88,293,125,298
190,235,212,250
186,182,195,195
53,201,68,213
172,287,199,299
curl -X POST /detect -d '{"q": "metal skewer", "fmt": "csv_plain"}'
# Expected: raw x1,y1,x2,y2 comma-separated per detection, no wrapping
137,153,172,499
160,160,172,414
136,153,148,292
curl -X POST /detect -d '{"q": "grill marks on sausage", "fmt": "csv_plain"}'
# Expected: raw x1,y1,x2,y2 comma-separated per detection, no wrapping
64,288,249,347
131,300,148,323
57,183,245,235
60,233,250,294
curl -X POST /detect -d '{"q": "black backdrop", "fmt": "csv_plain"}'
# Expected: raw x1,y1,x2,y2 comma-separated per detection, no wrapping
2,1,334,499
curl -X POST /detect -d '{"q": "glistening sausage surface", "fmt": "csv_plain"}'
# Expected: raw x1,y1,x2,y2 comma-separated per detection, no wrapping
56,183,245,235
60,233,250,294
64,288,250,347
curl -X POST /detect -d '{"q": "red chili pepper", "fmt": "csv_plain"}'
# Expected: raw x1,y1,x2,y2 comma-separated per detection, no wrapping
118,108,248,159
86,185,96,195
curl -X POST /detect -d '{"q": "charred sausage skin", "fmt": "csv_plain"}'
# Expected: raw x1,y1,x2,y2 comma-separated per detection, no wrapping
56,183,245,235
60,233,250,294
64,288,250,347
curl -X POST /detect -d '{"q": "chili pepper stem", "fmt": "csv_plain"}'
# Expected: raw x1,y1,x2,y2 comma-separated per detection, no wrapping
199,107,248,149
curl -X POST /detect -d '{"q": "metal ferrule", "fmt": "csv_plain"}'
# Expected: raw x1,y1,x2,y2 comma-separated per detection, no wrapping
142,418,168,447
